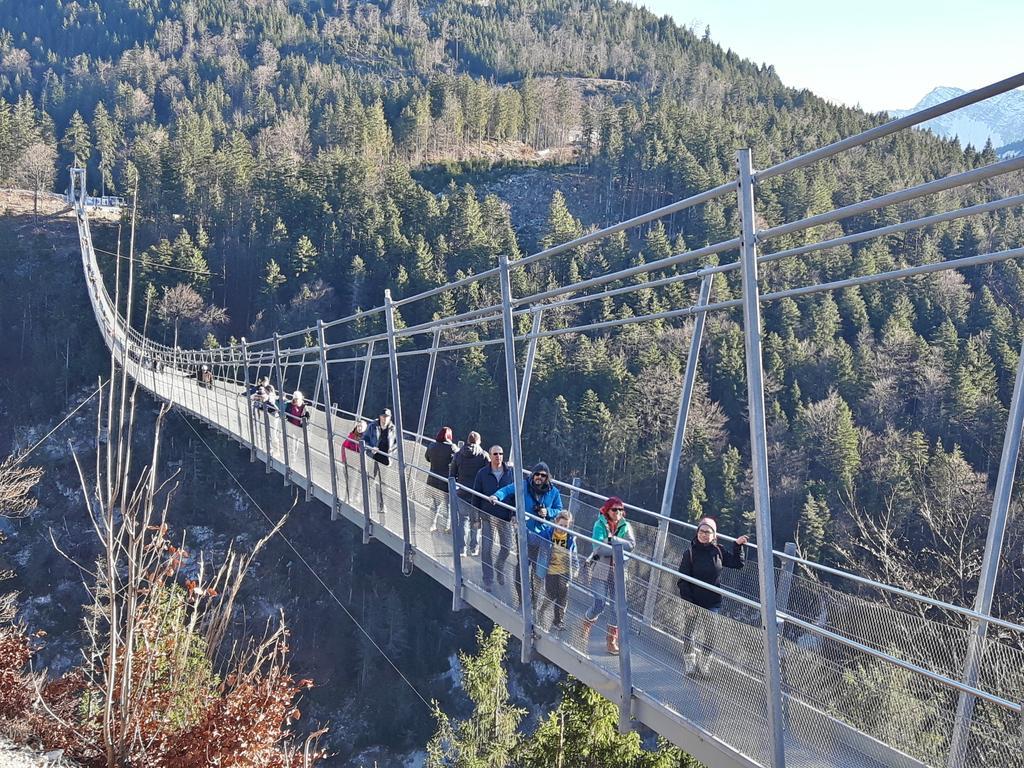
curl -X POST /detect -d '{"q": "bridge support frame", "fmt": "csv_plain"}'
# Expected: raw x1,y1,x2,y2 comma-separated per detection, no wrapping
359,447,374,543
498,254,536,664
357,340,375,421
642,272,714,625
449,476,466,611
737,148,787,768
415,327,442,445
240,339,257,463
948,336,1024,767
272,333,292,486
317,321,342,519
384,290,415,576
612,540,634,734
518,309,543,428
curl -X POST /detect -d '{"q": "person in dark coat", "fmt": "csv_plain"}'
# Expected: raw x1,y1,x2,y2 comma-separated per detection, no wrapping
362,408,397,515
426,426,458,532
449,431,489,554
473,445,515,589
676,516,749,675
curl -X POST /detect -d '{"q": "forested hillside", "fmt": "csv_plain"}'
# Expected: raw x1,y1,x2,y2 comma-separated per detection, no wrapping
2,0,1023,703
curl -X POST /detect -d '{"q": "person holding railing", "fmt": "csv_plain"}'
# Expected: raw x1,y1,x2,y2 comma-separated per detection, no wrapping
677,516,748,676
489,462,562,608
582,497,635,656
341,420,366,464
285,390,310,427
426,426,458,533
248,377,277,413
473,445,515,590
536,509,579,633
450,431,488,555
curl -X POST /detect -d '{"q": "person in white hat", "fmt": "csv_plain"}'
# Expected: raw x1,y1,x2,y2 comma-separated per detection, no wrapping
677,516,749,675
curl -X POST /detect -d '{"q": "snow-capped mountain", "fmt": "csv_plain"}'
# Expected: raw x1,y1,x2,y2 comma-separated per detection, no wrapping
887,86,1024,155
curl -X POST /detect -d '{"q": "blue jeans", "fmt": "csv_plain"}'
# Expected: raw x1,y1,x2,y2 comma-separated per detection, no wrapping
682,603,721,654
586,559,615,622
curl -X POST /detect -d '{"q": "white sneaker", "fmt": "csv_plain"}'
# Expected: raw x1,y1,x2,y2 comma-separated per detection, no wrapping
684,652,697,676
697,651,713,676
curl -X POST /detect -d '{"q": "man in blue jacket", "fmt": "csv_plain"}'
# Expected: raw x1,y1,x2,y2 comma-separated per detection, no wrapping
489,461,562,604
473,445,516,589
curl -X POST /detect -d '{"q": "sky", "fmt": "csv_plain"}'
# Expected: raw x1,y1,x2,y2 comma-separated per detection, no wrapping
628,0,1022,112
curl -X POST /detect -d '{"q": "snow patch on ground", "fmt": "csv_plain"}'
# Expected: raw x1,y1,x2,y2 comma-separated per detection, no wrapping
0,738,76,767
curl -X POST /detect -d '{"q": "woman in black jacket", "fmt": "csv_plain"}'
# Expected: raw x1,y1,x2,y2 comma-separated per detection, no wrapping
677,516,748,675
426,426,458,532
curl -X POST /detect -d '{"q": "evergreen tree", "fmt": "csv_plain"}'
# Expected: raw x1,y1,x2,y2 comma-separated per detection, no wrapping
426,627,524,768
62,110,91,168
687,464,707,521
290,235,318,279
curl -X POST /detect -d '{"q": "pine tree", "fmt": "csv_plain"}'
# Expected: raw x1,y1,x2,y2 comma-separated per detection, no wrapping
687,464,707,521
426,627,524,768
519,679,696,768
262,259,287,306
62,110,91,167
93,101,121,196
290,235,318,279
797,491,829,560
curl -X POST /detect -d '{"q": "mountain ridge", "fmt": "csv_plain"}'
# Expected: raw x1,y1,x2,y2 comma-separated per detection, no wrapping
888,85,1024,154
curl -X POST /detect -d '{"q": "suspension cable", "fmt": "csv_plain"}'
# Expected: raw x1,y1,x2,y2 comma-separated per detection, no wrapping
14,381,106,465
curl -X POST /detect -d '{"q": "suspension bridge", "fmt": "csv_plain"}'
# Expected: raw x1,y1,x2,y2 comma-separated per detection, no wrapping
70,73,1024,768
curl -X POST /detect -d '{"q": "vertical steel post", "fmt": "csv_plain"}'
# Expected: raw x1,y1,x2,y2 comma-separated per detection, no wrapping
413,327,442,491
567,477,582,520
518,309,544,427
642,273,714,624
359,446,373,543
737,148,786,768
498,254,535,663
272,333,292,485
241,339,256,463
449,476,466,611
384,290,415,576
776,542,798,630
300,419,313,501
262,406,273,473
317,320,342,521
357,340,375,419
416,327,442,443
948,336,1024,768
612,541,634,734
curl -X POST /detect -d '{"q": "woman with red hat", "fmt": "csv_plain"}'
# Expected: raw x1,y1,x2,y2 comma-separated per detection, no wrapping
581,497,635,655
677,516,748,675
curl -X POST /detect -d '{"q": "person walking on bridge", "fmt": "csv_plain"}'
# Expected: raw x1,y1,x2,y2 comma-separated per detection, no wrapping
450,431,488,555
426,426,458,533
536,509,579,632
677,516,748,676
341,420,366,464
363,408,397,516
285,390,309,427
473,445,515,590
582,497,635,655
489,462,562,608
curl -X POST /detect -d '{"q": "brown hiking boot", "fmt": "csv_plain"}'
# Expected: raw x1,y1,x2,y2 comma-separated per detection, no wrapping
607,625,620,655
581,616,597,648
